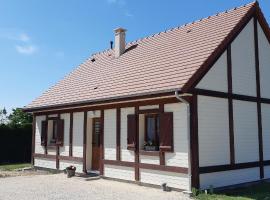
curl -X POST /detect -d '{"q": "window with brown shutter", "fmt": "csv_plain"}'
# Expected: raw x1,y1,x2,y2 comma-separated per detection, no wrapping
56,119,64,146
159,112,174,152
127,114,136,150
41,120,48,146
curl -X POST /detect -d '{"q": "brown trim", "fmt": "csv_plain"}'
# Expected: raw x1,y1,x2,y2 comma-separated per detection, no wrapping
34,153,83,162
45,115,48,155
33,153,56,159
83,111,87,173
227,45,235,165
254,16,264,179
135,106,140,181
190,95,199,188
31,115,36,165
103,160,135,168
58,155,84,162
158,104,165,165
139,163,188,174
102,159,188,174
69,112,73,157
34,97,179,116
99,110,104,175
116,108,121,161
138,109,160,114
182,3,257,92
192,89,270,104
139,150,160,156
26,91,176,113
199,161,259,174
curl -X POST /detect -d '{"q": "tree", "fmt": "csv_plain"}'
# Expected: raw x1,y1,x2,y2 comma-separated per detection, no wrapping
8,108,32,128
0,108,8,125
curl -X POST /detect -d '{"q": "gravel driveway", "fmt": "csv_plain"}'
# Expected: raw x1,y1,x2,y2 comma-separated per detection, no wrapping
0,173,191,200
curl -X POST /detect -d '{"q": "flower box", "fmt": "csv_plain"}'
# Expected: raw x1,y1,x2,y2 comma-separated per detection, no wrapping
66,166,76,178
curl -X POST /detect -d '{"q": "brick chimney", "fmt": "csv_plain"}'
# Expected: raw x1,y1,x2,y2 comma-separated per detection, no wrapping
114,27,126,57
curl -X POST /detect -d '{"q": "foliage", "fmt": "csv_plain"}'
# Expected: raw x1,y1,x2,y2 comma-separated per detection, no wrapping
8,108,32,128
0,108,8,124
195,182,270,200
0,163,31,171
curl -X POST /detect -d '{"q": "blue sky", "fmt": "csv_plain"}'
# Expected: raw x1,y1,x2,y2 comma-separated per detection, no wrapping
0,0,269,113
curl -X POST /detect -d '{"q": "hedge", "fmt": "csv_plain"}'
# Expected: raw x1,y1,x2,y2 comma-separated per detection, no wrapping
0,124,32,164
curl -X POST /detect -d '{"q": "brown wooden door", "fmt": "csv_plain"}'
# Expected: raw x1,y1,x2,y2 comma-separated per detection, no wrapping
92,118,101,170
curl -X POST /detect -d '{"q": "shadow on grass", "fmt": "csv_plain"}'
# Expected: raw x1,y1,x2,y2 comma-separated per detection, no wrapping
196,182,270,200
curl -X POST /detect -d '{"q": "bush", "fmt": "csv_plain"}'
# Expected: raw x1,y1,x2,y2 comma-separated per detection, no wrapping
0,124,32,164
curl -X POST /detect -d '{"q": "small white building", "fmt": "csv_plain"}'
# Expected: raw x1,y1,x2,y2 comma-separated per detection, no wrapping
24,2,270,191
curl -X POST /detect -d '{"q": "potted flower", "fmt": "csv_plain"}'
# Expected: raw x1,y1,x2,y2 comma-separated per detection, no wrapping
144,140,159,151
66,165,76,178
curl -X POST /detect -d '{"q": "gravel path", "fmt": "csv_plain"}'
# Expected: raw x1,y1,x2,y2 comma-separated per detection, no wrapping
0,173,191,200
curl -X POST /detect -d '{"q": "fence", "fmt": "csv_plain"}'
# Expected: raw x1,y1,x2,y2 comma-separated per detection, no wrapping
0,124,32,164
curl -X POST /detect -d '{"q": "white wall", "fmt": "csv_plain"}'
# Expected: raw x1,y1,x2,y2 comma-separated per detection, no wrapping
104,165,134,181
35,115,46,154
120,107,135,162
258,22,270,99
198,96,230,167
35,158,56,169
261,104,270,160
140,155,159,165
231,19,256,97
72,112,84,157
233,100,259,163
140,169,189,190
164,103,188,168
60,113,70,156
104,109,117,160
196,51,228,92
200,167,260,189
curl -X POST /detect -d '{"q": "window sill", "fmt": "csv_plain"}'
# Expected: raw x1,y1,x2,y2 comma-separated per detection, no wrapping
139,150,160,156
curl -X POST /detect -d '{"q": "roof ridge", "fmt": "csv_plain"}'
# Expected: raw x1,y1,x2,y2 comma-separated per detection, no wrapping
92,1,257,57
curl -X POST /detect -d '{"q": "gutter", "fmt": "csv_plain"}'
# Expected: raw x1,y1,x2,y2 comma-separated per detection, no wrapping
174,90,192,193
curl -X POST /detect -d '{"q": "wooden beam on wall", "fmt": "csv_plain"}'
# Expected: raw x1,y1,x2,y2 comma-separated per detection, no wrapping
135,106,140,181
116,108,121,161
100,110,104,175
227,45,235,165
83,111,87,173
190,95,199,189
254,16,264,179
69,112,73,157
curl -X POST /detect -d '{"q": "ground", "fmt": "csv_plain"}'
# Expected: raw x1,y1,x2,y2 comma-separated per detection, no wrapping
0,173,190,200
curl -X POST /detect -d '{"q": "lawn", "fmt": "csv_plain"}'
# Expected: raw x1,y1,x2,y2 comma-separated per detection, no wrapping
195,182,270,200
0,163,31,171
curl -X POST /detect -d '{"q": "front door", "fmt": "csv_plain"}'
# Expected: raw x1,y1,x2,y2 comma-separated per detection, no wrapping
91,118,101,170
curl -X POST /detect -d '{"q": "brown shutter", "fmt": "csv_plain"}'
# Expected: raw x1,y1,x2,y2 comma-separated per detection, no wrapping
127,114,136,150
41,121,48,146
159,112,174,152
56,119,64,146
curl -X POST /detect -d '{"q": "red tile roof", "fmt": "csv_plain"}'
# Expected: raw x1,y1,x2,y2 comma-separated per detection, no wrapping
25,2,259,110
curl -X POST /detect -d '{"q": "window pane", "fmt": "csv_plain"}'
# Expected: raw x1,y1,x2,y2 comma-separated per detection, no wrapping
147,117,156,142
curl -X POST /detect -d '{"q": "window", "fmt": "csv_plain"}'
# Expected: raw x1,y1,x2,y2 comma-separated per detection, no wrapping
144,114,160,151
41,119,64,147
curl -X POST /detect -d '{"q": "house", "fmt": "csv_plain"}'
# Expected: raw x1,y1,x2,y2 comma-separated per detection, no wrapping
24,2,270,192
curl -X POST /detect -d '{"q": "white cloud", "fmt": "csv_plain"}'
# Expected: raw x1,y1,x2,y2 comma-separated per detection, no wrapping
15,45,37,55
18,33,30,42
107,0,126,7
125,10,133,17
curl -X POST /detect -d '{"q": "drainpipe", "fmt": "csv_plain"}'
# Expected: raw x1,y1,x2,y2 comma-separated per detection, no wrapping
174,90,192,194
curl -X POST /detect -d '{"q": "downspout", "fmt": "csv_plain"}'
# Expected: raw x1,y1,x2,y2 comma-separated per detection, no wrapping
175,90,192,193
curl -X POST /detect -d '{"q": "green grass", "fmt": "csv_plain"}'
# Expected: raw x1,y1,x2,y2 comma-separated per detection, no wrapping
0,163,31,171
195,182,270,200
